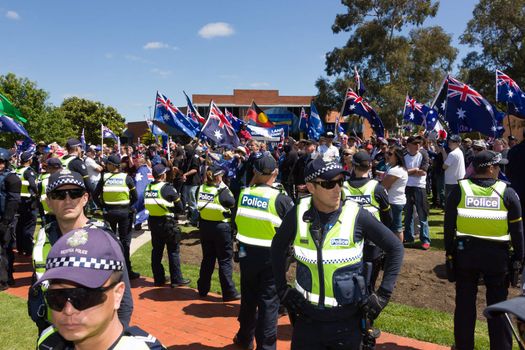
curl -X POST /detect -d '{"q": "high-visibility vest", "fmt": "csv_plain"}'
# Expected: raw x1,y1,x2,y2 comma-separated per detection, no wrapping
197,183,231,222
293,197,363,307
102,172,130,206
456,179,509,241
144,182,174,217
39,173,51,214
235,185,281,247
343,179,380,219
60,156,77,169
16,166,31,198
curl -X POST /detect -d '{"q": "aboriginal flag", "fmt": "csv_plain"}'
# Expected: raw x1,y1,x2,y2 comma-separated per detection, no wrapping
246,101,274,128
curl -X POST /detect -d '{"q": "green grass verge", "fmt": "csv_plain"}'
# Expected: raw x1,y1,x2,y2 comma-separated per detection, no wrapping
0,293,38,350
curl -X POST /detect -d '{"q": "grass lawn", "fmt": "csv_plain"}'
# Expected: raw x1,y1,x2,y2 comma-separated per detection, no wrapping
0,293,38,350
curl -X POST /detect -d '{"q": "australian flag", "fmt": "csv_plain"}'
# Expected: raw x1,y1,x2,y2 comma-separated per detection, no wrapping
133,164,154,225
16,137,35,154
0,114,30,138
307,102,324,140
183,90,206,125
225,108,245,132
354,66,366,96
496,70,525,119
102,125,118,141
299,107,308,132
146,120,167,137
446,76,503,137
341,88,384,137
154,92,198,138
403,96,439,131
200,101,240,148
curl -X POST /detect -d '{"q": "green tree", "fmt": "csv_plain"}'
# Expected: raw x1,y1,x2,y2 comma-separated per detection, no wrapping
316,0,457,129
459,0,525,100
58,97,126,146
0,73,75,145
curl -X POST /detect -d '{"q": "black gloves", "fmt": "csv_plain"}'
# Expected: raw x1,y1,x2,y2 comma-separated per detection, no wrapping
363,291,389,320
280,286,308,315
446,254,456,283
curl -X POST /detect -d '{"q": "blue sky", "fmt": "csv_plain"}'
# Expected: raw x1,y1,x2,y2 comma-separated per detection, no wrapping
1,0,478,122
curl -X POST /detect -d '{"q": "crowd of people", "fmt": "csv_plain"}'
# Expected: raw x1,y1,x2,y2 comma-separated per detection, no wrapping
0,128,524,349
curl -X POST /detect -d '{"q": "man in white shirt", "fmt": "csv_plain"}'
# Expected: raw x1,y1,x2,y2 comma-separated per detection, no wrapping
318,132,340,163
404,136,431,250
441,135,465,199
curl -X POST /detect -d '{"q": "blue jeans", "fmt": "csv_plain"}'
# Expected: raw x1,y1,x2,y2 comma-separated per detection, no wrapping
182,185,199,224
404,186,430,244
390,204,405,234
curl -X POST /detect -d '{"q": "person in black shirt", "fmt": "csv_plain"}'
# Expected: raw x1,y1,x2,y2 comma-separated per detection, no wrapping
60,138,93,193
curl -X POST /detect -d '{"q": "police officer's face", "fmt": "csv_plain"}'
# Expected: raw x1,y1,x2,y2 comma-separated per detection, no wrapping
47,185,89,221
306,175,343,212
49,279,124,344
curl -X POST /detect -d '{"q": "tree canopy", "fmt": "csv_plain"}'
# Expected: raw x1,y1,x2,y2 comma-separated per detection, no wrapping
315,0,457,129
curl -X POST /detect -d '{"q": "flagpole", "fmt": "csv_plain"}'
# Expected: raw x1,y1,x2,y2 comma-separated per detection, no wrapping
101,124,103,151
117,136,121,155
167,137,172,162
506,102,513,138
337,88,350,139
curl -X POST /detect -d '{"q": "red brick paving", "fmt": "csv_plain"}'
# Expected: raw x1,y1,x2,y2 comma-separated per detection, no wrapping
5,256,449,349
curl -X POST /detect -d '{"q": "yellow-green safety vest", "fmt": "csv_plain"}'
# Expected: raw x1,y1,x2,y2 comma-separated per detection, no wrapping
16,166,31,198
343,179,380,219
456,179,509,241
293,197,363,307
39,173,51,214
197,183,231,222
144,182,174,217
102,172,130,206
59,156,76,169
235,185,281,247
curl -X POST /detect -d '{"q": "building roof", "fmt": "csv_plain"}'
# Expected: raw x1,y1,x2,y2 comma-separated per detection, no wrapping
192,89,312,107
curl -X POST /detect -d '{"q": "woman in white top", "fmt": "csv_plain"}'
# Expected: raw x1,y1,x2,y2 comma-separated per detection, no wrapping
382,146,408,241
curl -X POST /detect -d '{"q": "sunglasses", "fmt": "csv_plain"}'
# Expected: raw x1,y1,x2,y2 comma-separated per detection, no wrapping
312,179,344,189
48,188,86,200
45,281,119,312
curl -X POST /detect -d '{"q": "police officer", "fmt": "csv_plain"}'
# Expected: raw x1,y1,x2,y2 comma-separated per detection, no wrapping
445,150,524,350
15,150,38,256
60,138,93,193
37,157,62,226
233,154,294,350
196,164,240,301
94,154,139,280
343,151,392,291
144,164,190,288
0,148,21,290
271,157,404,349
35,228,166,350
30,170,133,333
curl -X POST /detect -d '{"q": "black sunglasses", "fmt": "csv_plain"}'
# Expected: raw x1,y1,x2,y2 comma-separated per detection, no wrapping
48,188,86,200
44,281,119,312
312,179,344,189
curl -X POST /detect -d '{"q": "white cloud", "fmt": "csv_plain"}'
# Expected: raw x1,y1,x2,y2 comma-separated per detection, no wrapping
198,22,234,39
151,68,173,78
6,11,20,20
249,82,270,88
143,41,169,50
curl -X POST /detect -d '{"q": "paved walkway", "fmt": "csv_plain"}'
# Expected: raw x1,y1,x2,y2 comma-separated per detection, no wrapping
6,253,449,349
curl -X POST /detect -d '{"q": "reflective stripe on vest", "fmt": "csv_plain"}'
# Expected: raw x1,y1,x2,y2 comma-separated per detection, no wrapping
37,325,58,347
456,180,509,241
294,197,363,307
39,173,51,214
60,156,75,169
102,172,130,205
144,182,174,216
197,184,231,222
33,226,52,279
16,166,31,197
343,180,379,219
235,186,281,247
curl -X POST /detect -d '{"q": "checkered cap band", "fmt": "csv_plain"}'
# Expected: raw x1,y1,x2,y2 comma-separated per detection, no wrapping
305,162,343,182
477,152,502,168
46,256,123,271
47,178,85,194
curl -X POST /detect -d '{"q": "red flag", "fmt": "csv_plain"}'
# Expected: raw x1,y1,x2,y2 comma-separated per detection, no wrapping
246,101,274,128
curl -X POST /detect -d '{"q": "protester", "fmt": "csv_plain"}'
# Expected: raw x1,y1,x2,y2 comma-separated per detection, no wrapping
382,146,408,242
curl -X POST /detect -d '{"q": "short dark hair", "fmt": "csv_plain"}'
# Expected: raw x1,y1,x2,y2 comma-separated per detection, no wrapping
389,146,406,170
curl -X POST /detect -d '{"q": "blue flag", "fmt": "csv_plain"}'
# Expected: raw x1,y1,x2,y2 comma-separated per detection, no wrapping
496,70,525,119
307,102,324,140
446,76,502,137
16,137,35,154
341,88,384,137
200,101,240,148
403,96,438,131
132,164,153,225
0,115,30,137
80,128,86,151
146,120,167,137
154,92,198,138
225,108,245,132
102,125,118,141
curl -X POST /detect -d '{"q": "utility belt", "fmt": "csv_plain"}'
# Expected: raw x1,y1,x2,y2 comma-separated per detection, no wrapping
456,236,510,251
103,204,130,210
299,303,360,322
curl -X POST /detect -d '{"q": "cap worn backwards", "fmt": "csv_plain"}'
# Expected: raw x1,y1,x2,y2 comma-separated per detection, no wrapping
33,228,124,289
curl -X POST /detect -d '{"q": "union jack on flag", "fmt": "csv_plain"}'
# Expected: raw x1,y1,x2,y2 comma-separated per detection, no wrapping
153,91,198,138
341,88,384,137
447,76,484,106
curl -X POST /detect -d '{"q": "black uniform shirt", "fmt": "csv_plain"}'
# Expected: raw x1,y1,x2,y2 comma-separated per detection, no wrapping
271,201,404,298
22,166,38,196
2,170,21,223
444,178,524,260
